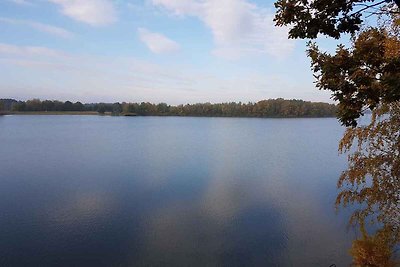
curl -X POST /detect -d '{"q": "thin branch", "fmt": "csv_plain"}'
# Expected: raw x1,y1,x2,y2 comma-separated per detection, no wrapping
350,0,388,17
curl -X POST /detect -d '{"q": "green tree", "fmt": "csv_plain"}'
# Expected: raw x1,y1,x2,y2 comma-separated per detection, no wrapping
112,103,122,115
42,100,55,111
97,104,107,114
157,103,170,114
25,99,42,111
73,102,84,111
62,101,74,111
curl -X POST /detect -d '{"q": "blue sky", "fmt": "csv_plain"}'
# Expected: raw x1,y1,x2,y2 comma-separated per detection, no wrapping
0,0,338,104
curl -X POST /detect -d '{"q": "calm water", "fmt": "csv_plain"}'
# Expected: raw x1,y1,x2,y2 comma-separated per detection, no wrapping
0,115,354,267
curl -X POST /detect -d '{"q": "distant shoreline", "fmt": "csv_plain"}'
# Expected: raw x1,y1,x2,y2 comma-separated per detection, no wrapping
5,111,104,116
0,98,338,118
1,111,338,118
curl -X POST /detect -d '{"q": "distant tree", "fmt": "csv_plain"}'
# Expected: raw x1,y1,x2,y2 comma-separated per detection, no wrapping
97,104,107,114
7,98,337,117
62,101,73,111
157,103,170,114
0,99,17,111
0,101,4,111
122,103,138,114
41,100,53,111
138,102,157,115
73,102,84,111
112,103,122,115
53,101,64,111
25,99,42,111
12,101,25,111
83,103,96,112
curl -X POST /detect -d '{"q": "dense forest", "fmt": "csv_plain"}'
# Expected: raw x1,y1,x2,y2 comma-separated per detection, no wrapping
0,98,337,118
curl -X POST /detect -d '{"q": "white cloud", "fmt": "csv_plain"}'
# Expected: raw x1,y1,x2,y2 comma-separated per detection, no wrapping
0,43,331,104
48,0,117,26
138,28,180,54
151,0,294,60
151,0,202,16
0,43,69,58
0,17,74,39
8,0,33,6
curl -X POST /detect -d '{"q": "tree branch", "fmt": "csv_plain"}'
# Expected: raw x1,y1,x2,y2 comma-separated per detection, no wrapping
351,0,388,16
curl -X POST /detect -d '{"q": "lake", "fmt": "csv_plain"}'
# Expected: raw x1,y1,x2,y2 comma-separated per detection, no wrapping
0,115,354,266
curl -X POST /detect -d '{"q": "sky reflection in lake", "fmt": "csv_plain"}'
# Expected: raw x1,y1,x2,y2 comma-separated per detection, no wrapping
0,116,353,266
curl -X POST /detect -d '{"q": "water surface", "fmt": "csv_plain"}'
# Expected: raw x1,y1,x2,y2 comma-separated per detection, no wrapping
0,115,353,266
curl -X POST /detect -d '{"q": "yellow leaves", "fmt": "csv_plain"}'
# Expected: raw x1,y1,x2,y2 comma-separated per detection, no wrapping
338,102,400,264
307,15,400,126
384,36,400,59
383,14,400,59
350,234,396,267
350,222,398,267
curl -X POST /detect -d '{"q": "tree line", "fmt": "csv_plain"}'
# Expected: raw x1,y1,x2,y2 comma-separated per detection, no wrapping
0,98,337,118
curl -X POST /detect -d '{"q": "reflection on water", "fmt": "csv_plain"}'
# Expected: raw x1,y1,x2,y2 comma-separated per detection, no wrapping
0,116,352,266
337,105,400,266
349,223,398,267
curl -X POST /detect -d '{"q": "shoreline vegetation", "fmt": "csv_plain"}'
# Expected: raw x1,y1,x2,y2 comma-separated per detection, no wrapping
0,98,337,118
3,111,103,116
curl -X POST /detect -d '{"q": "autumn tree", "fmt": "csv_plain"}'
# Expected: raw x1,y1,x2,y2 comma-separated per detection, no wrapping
275,1,400,264
338,102,400,237
307,19,400,126
275,1,400,126
275,0,400,39
349,222,398,267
